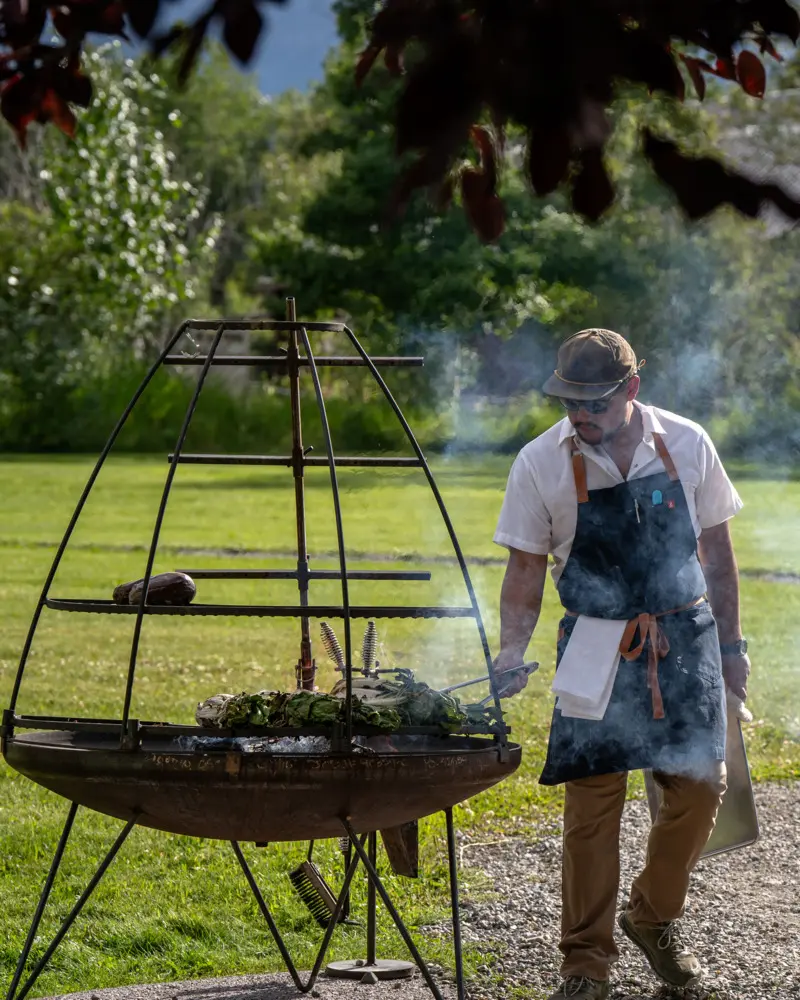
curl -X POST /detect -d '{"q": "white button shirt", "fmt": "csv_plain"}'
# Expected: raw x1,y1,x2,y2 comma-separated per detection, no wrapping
494,402,743,583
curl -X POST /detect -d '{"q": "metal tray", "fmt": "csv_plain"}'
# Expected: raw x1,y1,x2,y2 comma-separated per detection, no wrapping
644,715,759,858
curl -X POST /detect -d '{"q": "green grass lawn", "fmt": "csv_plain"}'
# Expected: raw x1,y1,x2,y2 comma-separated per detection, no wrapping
0,455,798,998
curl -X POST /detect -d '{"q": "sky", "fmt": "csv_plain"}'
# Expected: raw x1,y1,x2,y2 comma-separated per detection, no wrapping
169,0,340,94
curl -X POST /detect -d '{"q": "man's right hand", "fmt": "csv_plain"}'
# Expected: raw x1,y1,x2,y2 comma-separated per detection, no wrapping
492,648,531,698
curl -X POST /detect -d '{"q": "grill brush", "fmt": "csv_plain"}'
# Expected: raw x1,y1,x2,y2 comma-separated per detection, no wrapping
289,840,352,927
320,622,345,672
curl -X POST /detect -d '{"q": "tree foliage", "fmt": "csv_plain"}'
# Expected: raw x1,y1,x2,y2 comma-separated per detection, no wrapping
2,1,800,241
0,47,219,448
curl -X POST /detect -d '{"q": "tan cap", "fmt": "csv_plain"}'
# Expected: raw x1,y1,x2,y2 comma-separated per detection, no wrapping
542,329,644,400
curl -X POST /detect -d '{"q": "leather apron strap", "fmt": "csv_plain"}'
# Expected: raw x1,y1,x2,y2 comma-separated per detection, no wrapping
652,432,679,481
569,438,589,504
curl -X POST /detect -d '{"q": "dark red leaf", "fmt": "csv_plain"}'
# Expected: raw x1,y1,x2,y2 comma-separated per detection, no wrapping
384,43,404,77
53,1,127,39
355,44,382,87
461,167,505,242
570,148,615,222
470,124,500,190
0,73,40,147
124,0,160,39
755,32,783,61
0,0,46,48
752,0,800,44
679,55,709,100
526,127,571,196
737,50,766,98
643,130,764,219
40,88,76,137
391,147,456,219
150,24,188,58
222,0,264,65
177,16,211,85
54,60,93,108
712,58,737,80
394,37,480,155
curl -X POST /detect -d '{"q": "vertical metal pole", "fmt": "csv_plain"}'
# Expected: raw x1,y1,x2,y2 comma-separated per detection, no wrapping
120,323,226,732
445,808,466,1000
287,298,314,691
5,803,79,1000
366,831,378,967
342,326,508,747
296,324,352,740
8,322,191,713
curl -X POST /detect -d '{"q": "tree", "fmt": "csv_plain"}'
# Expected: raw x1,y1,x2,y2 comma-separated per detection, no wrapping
2,1,800,242
0,46,219,449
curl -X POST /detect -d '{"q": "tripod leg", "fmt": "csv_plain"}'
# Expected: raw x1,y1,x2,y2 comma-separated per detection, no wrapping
445,807,466,1000
12,816,137,1000
5,803,79,1000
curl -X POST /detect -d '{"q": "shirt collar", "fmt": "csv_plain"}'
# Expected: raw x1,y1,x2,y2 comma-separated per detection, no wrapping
557,402,666,446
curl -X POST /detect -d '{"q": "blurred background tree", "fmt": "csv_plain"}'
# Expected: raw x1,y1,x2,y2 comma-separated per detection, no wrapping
0,4,798,461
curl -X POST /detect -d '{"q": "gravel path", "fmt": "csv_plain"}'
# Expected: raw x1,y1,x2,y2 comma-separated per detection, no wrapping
43,783,798,1000
453,781,800,999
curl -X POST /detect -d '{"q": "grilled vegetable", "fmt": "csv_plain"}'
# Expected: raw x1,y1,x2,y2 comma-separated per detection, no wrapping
113,571,196,606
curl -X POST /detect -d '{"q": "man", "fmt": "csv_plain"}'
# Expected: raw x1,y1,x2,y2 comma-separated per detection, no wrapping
493,329,750,1000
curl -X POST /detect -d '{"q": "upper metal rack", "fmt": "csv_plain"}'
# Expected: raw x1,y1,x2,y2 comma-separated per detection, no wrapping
5,299,508,749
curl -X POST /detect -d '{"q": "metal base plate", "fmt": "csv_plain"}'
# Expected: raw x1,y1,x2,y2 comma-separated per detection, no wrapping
325,959,416,981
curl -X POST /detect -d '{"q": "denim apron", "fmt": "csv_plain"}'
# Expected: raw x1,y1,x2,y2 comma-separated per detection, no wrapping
539,433,726,786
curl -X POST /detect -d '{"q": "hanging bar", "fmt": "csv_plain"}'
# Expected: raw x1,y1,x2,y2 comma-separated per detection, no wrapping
184,319,348,332
167,454,422,467
45,598,475,619
164,354,424,367
175,569,432,581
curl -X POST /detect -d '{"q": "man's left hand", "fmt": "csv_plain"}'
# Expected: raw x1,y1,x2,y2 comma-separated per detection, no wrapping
722,652,751,701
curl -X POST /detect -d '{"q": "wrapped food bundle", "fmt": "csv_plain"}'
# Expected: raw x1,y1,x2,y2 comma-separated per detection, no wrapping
331,676,469,730
196,673,501,734
113,571,196,606
195,688,403,732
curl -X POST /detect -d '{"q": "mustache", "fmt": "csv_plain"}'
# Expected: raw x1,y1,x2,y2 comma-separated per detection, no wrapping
576,422,600,431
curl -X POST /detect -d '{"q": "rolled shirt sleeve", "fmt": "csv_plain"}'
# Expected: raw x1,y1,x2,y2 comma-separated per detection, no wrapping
494,452,553,554
694,429,744,530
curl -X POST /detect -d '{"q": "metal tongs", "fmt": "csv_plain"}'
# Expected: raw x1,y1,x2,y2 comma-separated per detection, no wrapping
439,661,539,706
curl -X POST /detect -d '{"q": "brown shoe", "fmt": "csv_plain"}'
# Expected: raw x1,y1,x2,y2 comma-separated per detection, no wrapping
618,909,703,987
547,977,610,999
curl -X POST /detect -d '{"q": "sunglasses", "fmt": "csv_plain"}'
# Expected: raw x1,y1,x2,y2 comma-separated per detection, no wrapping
559,381,629,415
560,397,615,414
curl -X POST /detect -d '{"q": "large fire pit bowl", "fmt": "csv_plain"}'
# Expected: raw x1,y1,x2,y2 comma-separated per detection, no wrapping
4,729,521,842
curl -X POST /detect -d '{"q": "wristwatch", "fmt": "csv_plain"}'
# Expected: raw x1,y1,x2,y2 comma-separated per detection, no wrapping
719,638,748,656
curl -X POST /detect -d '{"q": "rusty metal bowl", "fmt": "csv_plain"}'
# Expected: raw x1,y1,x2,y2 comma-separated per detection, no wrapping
4,730,521,842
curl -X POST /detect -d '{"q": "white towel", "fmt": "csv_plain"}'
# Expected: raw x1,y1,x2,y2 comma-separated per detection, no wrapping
552,616,628,721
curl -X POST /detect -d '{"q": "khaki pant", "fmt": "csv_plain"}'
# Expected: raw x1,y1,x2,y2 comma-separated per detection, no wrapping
560,765,727,981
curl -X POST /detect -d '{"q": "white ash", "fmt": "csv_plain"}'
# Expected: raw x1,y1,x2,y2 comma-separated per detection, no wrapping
175,735,332,754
